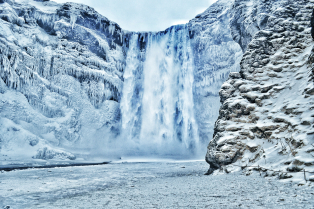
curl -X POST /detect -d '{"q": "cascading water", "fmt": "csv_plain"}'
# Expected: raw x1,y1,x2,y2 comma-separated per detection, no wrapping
121,33,143,142
121,25,200,157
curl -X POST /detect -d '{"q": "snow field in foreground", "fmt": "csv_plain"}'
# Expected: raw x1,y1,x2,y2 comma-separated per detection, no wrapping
0,161,314,208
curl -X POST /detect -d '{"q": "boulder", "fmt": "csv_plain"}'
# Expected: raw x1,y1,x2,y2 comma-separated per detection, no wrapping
33,147,76,160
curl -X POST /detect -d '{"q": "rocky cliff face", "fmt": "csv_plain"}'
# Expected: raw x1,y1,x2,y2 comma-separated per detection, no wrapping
0,0,242,161
189,0,242,144
206,0,314,181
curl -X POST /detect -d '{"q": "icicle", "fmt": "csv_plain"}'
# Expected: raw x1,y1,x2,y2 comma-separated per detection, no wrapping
108,23,115,35
33,11,58,28
120,31,123,43
70,14,77,29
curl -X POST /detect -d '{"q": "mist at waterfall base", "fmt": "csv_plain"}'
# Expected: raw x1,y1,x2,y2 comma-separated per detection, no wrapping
76,26,207,161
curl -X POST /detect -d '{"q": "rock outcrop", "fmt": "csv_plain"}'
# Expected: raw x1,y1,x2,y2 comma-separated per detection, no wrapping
206,0,314,181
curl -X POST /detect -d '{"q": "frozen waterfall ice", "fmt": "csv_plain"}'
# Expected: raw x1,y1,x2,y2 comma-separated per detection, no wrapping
121,26,200,156
121,33,143,142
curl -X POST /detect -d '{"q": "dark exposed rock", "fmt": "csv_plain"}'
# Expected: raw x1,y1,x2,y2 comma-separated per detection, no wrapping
311,8,314,39
0,0,13,4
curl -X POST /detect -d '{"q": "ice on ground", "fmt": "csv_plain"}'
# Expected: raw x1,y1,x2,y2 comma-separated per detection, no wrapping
0,161,313,208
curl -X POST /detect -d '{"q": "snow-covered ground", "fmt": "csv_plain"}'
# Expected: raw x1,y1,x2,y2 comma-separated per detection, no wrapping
1,160,313,208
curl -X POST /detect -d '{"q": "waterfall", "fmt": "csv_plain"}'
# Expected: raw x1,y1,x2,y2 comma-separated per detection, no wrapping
121,33,143,142
121,25,200,157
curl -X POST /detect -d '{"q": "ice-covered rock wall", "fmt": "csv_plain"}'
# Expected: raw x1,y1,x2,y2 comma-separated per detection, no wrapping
206,0,314,182
0,0,242,161
189,0,242,144
0,0,125,161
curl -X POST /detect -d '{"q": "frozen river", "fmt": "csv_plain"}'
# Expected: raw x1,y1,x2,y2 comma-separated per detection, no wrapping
1,160,314,208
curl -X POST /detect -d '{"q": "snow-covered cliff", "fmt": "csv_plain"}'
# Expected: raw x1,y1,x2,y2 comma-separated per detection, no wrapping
206,0,314,182
189,0,242,145
0,0,242,161
0,0,126,161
